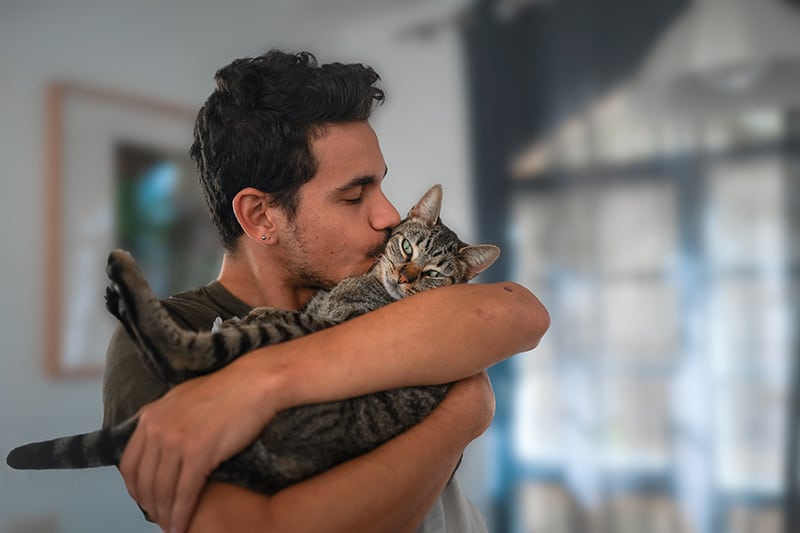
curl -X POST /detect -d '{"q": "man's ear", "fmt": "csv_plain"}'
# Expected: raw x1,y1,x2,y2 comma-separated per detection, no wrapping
232,187,280,244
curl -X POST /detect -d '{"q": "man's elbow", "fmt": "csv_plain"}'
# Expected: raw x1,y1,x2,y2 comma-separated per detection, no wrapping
500,282,550,352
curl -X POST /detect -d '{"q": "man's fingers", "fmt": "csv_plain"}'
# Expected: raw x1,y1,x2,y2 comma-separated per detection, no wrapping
119,422,145,503
154,454,182,531
170,465,208,533
136,445,162,522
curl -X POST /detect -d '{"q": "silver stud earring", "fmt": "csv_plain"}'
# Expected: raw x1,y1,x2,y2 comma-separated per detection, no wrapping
261,234,267,241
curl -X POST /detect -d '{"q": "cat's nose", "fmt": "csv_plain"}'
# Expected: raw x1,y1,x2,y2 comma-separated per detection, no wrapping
398,265,419,284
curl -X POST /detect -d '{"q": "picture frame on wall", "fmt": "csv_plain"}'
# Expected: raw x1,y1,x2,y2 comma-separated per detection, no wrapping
44,82,220,377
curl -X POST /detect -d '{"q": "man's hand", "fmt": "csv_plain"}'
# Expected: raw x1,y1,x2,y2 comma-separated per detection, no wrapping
442,372,495,442
119,358,281,533
183,372,496,533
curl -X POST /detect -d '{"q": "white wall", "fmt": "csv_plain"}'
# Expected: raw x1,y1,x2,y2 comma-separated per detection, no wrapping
0,2,484,531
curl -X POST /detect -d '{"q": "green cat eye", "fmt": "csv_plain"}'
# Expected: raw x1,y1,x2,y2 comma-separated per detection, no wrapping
423,270,443,278
401,238,413,256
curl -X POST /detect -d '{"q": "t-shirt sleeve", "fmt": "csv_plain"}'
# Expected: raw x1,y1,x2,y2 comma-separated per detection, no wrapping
101,324,169,429
417,478,488,533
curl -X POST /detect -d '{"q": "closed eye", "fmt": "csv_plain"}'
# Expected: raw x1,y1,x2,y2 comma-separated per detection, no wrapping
343,192,363,204
338,183,366,204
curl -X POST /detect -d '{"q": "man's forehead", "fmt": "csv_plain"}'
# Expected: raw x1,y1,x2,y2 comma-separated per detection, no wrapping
304,122,387,190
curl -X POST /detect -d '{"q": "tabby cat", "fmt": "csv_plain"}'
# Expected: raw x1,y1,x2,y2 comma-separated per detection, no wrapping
6,184,499,495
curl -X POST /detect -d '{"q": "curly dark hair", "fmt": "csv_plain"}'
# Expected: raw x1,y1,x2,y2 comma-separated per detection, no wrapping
190,50,385,250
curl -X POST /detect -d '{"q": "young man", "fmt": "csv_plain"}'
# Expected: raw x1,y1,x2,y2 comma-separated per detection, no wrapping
102,50,549,532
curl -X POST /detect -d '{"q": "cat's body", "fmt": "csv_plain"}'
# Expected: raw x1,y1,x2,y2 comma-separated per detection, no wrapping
6,185,500,495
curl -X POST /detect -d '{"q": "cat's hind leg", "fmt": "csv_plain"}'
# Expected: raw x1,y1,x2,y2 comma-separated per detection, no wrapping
105,250,299,379
105,250,214,381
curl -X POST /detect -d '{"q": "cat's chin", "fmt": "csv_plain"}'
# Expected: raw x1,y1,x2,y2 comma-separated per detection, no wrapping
381,277,406,300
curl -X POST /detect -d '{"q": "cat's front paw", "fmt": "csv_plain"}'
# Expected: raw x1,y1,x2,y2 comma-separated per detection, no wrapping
211,316,241,333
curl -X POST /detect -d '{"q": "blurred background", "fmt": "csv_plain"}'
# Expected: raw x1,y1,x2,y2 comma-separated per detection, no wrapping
1,0,798,532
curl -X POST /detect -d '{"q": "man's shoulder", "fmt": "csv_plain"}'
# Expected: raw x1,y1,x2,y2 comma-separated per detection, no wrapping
163,281,252,332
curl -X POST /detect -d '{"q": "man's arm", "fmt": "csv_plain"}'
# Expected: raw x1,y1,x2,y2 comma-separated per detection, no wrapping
121,282,549,531
186,373,494,533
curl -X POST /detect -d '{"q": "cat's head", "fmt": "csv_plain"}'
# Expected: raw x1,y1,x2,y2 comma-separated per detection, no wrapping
376,184,500,300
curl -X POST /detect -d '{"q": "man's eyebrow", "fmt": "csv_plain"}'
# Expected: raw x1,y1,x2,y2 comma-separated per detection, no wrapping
335,167,389,192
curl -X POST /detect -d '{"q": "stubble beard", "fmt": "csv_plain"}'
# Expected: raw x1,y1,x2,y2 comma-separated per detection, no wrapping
280,219,340,291
291,261,338,291
282,238,338,291
284,228,390,292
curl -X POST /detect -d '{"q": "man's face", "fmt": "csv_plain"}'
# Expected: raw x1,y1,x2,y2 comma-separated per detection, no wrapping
274,121,401,289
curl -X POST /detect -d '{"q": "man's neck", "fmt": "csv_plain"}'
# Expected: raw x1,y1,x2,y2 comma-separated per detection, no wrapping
216,249,316,312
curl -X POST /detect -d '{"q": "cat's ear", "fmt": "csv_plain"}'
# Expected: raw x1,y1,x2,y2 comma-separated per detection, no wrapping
408,184,443,225
460,245,501,280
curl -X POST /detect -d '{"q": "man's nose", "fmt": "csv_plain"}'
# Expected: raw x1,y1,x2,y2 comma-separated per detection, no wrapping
371,191,401,231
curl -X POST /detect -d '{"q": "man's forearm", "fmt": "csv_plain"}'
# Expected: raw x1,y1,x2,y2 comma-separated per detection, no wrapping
240,282,548,417
188,374,493,532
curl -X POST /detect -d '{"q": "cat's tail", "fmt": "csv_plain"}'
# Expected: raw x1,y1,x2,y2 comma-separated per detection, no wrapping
6,420,135,470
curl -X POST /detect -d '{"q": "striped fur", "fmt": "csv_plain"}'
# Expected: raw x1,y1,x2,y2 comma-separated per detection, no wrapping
6,185,500,495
